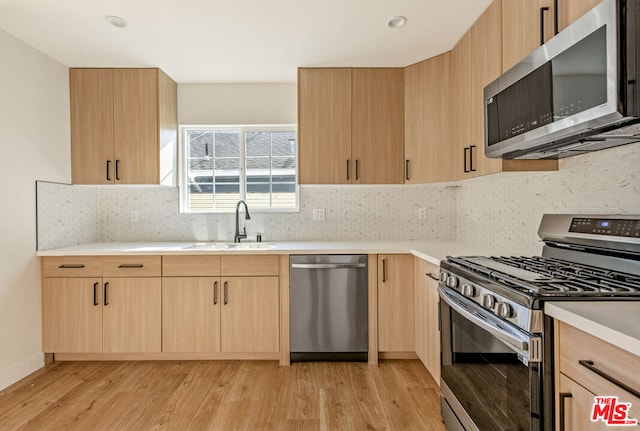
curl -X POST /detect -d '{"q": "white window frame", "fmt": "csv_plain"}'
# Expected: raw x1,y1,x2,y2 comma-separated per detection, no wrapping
178,124,299,214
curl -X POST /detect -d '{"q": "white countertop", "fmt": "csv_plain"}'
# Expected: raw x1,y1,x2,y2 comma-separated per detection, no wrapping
36,240,516,266
545,301,640,357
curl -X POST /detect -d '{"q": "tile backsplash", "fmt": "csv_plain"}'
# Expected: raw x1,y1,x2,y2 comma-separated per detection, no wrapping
456,142,640,255
37,183,457,249
37,142,639,253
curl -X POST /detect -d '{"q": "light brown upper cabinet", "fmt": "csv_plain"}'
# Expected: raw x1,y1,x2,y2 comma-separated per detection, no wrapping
298,68,404,184
502,0,602,72
557,0,602,31
502,0,555,72
404,53,456,183
70,68,177,185
457,0,558,178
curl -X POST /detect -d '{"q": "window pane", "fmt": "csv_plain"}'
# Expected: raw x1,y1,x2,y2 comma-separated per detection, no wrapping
188,130,214,157
215,131,239,157
272,132,296,157
189,158,213,170
246,132,271,157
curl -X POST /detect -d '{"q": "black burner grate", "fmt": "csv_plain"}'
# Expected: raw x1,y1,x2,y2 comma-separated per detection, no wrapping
451,256,640,297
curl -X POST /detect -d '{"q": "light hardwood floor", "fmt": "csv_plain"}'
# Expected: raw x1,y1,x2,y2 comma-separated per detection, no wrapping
0,360,444,430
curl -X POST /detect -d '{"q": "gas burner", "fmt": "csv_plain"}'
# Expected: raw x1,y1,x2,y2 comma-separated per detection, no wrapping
448,255,640,297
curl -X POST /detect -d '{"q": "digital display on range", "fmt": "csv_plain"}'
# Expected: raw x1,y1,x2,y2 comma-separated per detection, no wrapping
569,218,640,237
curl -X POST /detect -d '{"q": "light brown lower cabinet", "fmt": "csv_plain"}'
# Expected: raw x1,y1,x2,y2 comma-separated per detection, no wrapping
377,254,415,353
162,255,280,354
42,276,162,353
162,277,221,353
555,321,640,430
42,278,103,353
220,277,280,353
414,257,441,384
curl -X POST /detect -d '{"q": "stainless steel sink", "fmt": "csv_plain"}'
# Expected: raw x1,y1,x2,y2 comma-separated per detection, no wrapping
183,242,274,250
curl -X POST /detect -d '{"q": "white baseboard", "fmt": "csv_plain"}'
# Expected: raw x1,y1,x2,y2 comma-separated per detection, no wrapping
0,353,44,391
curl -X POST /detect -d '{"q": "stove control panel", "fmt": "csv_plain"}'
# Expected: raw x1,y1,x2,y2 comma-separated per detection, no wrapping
569,217,640,237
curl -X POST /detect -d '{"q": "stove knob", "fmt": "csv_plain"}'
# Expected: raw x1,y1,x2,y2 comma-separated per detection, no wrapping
439,272,448,283
482,294,496,309
496,302,512,319
461,284,475,298
446,275,458,288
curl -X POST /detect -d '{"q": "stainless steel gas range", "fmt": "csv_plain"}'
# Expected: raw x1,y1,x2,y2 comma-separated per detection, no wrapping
438,214,640,431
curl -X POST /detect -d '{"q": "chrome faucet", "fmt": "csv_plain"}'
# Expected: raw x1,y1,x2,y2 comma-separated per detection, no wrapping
234,200,251,243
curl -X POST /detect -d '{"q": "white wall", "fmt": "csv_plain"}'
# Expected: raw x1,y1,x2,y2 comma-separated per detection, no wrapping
0,29,70,390
178,83,297,124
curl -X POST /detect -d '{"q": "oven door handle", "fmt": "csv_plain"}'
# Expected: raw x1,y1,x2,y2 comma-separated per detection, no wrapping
439,286,542,363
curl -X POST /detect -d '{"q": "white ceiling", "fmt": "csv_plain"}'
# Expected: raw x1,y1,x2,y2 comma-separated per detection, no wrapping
0,0,493,83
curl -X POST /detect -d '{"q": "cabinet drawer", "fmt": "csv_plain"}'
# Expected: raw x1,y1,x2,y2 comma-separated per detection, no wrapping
42,256,102,277
221,255,279,276
162,255,221,276
102,256,161,277
558,322,640,397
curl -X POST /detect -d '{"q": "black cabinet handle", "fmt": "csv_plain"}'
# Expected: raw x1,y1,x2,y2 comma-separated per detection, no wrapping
464,147,470,173
382,259,387,283
103,282,109,306
470,145,476,172
106,160,111,181
214,281,218,305
58,264,85,269
426,273,439,281
405,160,410,181
346,160,350,181
115,160,120,181
559,392,572,431
118,264,144,269
540,7,550,46
579,360,640,398
355,160,359,180
224,281,228,305
93,282,99,306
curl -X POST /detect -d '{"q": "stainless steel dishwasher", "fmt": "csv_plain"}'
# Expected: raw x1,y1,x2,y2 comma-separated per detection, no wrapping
290,254,368,361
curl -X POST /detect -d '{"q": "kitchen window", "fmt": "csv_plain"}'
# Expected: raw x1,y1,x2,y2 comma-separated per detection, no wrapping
180,125,298,213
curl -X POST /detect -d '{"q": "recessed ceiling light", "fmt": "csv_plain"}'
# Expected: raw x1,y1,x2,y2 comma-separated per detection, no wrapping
388,16,407,28
105,15,128,28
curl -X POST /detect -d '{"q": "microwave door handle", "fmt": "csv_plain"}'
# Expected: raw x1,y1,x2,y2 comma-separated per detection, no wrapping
438,287,540,362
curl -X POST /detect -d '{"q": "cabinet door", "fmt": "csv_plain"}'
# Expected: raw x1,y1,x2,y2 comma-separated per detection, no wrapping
558,374,601,431
352,68,404,184
162,277,221,353
414,258,441,383
113,69,159,184
42,278,103,353
425,267,441,384
558,0,602,31
102,277,161,353
298,68,352,184
502,0,554,72
404,54,454,184
70,69,115,184
220,277,279,352
451,29,472,180
414,258,429,364
378,255,414,352
469,0,504,177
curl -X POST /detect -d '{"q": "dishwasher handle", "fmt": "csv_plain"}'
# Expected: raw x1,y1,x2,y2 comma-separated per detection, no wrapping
291,263,367,269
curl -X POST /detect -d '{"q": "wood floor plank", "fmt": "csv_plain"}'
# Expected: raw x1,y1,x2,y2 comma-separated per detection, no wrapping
0,359,444,431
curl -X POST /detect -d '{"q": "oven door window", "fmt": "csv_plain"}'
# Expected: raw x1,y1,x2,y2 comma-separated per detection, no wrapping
441,300,539,431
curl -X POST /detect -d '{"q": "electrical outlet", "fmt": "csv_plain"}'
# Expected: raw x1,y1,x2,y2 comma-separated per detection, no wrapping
418,208,427,220
130,210,139,223
312,209,326,221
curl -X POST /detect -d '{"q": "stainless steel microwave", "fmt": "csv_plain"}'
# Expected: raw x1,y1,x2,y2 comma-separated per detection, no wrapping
484,0,640,159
